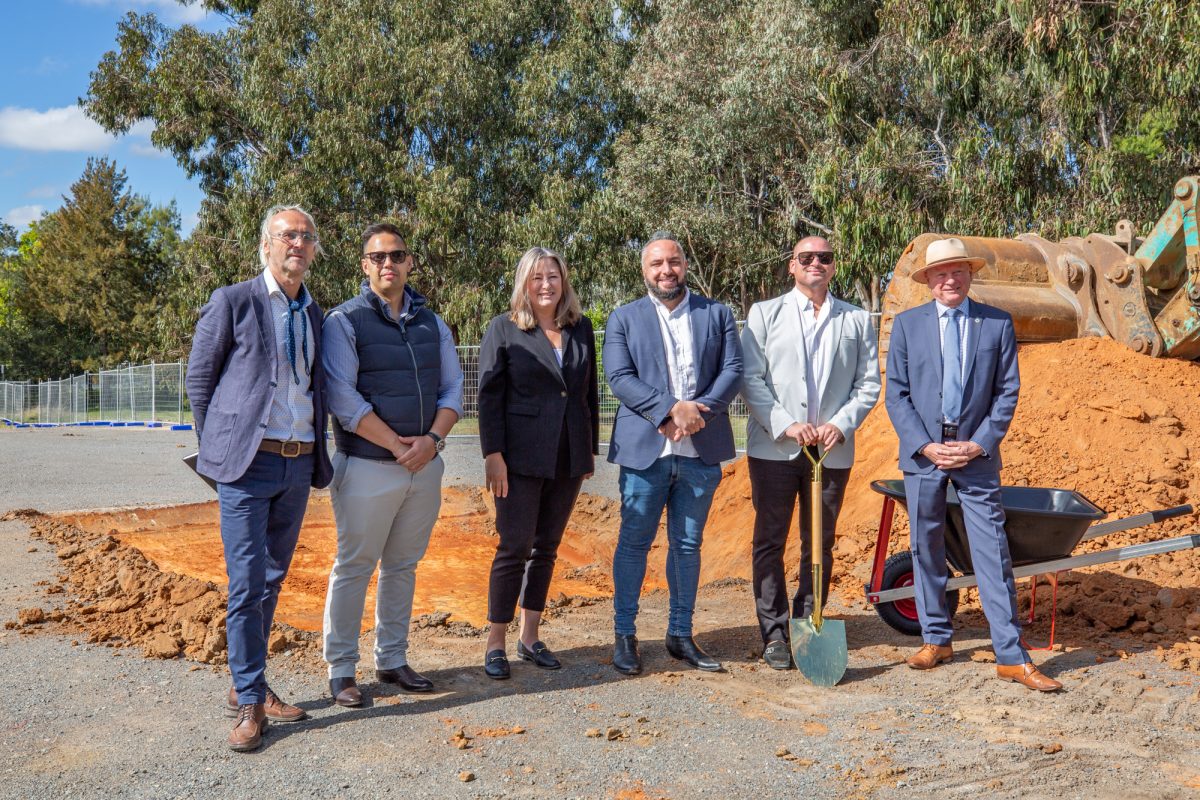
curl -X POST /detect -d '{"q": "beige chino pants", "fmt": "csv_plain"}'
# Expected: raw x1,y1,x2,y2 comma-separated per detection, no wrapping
323,452,444,679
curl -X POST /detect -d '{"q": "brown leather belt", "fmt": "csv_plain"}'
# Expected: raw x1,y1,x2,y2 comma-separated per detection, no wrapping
258,439,314,457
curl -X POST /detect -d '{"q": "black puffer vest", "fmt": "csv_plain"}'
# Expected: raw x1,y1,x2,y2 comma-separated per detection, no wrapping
330,282,442,460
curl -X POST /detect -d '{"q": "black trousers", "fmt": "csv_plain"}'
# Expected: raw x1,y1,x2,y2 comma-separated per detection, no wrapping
748,453,850,644
487,469,585,624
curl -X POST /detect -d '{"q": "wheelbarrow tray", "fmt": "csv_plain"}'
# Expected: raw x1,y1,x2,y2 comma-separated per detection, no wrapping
871,479,1106,570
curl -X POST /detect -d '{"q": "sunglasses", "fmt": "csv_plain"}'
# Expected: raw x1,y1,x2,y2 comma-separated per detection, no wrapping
363,250,410,265
795,251,834,266
271,230,318,245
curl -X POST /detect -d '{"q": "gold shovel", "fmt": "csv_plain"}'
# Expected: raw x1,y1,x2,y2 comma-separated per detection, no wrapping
789,445,848,687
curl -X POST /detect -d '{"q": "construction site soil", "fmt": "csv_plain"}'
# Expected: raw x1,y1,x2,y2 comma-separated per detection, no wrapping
5,337,1200,676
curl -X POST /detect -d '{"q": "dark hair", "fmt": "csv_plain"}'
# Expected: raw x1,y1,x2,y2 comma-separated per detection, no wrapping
360,222,407,252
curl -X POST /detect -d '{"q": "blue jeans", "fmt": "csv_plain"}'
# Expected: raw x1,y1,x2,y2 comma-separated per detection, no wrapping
216,450,312,704
612,456,722,638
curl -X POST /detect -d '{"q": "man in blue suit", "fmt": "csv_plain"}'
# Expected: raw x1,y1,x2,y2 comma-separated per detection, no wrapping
885,237,1060,692
603,231,743,675
186,204,334,750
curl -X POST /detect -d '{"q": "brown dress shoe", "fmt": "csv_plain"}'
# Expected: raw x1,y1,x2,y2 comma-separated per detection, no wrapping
228,703,267,752
225,687,307,722
996,662,1062,692
906,643,954,670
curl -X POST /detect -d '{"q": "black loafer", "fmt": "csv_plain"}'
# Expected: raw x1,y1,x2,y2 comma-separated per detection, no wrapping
484,649,510,680
763,639,792,670
376,665,434,693
329,677,364,707
665,634,722,672
613,634,641,676
516,639,562,670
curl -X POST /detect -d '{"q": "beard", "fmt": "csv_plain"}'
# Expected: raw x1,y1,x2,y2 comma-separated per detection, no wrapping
645,278,684,302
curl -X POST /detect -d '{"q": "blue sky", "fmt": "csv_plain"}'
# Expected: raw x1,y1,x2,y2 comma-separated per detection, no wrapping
0,0,225,236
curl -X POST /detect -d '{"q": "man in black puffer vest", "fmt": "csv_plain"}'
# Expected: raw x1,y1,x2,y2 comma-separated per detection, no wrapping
320,222,464,707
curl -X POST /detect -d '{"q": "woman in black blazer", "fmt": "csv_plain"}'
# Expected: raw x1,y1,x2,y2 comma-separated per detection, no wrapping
477,246,600,678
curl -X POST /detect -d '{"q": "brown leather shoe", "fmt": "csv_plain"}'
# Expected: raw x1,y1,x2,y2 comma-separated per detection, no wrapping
996,662,1062,692
228,704,267,752
225,686,307,722
906,643,954,670
330,677,364,707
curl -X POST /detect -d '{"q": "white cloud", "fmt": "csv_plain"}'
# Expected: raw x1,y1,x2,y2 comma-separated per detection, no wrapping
129,142,167,158
4,205,46,229
25,185,59,200
73,0,210,25
0,106,116,152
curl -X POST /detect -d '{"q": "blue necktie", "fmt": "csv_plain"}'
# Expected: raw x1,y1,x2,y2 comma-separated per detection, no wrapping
285,288,310,386
942,308,962,422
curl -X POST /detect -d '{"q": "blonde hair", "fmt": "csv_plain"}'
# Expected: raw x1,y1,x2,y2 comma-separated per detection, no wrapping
509,247,583,331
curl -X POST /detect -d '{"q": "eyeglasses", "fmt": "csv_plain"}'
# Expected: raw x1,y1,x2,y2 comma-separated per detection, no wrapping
363,250,410,266
794,251,834,266
270,230,319,245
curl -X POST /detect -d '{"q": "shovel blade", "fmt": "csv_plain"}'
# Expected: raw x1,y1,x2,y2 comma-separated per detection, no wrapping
790,617,848,687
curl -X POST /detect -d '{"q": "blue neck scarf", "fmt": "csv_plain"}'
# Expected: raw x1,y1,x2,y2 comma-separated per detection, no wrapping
285,286,310,385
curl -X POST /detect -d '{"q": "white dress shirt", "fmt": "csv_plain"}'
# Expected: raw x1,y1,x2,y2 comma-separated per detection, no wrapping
262,268,316,443
794,288,835,426
649,289,699,458
935,296,971,387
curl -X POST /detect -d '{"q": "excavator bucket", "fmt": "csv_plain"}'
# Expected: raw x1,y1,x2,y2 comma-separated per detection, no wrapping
880,177,1200,363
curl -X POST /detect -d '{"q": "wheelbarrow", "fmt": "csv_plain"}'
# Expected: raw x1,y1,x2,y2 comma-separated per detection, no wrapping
865,479,1197,637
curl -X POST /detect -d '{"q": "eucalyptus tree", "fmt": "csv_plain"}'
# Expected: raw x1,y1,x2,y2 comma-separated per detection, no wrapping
85,0,654,342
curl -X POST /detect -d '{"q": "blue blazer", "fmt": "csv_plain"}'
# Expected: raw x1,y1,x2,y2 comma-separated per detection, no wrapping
186,274,333,487
603,293,743,469
885,299,1019,475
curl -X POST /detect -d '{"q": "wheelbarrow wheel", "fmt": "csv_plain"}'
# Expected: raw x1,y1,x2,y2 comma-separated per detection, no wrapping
875,551,959,636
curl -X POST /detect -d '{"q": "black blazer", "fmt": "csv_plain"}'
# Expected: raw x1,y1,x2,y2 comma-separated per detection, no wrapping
477,313,600,479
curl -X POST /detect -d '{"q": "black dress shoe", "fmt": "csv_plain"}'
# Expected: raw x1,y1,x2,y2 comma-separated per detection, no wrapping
329,677,364,707
516,639,562,670
484,649,510,680
763,639,792,670
665,634,722,672
612,634,641,676
376,664,434,693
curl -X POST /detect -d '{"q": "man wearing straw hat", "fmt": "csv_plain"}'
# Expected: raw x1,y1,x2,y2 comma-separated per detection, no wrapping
740,236,880,670
885,237,1060,691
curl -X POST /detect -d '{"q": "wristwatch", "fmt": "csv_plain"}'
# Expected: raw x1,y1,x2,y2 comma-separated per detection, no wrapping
426,431,445,452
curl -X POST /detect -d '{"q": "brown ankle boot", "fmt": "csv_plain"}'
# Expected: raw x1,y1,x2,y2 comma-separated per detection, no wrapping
906,643,953,670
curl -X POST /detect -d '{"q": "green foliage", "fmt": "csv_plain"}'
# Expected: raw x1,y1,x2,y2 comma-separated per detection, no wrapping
0,160,182,377
85,0,654,341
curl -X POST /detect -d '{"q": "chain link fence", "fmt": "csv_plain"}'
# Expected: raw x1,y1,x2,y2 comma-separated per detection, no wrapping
1,333,755,446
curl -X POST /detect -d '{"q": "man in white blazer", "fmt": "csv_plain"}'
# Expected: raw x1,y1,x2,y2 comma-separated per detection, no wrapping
740,236,881,670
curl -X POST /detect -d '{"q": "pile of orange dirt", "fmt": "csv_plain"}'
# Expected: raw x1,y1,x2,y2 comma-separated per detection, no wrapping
701,337,1200,669
3,486,655,665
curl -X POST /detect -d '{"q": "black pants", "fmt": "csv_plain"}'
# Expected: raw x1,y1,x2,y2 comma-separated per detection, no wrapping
487,469,585,624
748,454,850,644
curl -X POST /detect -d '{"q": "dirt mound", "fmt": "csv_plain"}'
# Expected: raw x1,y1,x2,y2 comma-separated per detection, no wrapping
701,336,1200,667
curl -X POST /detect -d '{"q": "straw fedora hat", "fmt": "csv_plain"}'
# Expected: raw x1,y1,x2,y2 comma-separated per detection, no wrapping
910,237,986,283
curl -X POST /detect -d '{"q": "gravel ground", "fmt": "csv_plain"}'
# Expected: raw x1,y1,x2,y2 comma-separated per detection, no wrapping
1,427,1199,799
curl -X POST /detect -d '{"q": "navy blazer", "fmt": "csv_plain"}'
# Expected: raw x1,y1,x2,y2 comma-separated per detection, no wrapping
186,274,333,487
603,293,743,469
477,314,600,479
885,299,1020,475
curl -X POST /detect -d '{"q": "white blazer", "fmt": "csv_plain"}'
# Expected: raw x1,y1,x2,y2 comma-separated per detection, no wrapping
739,291,881,469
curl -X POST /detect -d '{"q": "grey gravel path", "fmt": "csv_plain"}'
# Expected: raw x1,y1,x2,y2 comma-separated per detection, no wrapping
1,427,1198,799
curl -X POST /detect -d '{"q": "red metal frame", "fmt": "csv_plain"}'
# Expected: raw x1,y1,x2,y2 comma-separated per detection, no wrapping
866,496,895,603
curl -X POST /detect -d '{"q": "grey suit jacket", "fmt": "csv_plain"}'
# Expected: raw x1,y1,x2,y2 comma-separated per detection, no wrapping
740,292,881,469
884,299,1020,475
185,274,333,487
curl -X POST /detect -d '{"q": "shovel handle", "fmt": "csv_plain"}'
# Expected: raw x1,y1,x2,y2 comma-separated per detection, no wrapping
801,446,831,630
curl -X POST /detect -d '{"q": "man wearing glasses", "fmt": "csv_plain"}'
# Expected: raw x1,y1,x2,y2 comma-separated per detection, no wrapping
186,204,333,751
740,236,880,670
320,222,464,707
